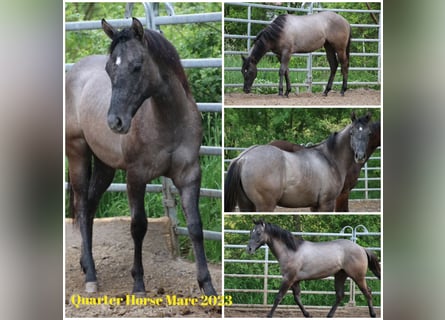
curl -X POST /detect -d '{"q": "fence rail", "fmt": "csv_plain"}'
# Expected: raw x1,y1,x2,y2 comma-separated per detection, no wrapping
224,2,381,92
224,227,381,307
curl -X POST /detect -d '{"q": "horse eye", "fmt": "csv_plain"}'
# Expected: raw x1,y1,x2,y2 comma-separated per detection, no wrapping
132,64,142,73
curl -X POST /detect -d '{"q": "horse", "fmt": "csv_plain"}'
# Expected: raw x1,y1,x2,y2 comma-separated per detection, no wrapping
241,11,351,97
268,120,380,212
224,112,373,212
65,18,216,296
247,220,380,318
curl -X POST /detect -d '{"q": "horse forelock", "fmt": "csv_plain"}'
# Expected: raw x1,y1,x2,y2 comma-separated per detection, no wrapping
108,27,191,96
265,222,303,251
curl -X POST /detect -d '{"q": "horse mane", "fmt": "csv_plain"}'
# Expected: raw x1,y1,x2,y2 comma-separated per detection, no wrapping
263,221,303,251
108,27,191,96
251,15,287,62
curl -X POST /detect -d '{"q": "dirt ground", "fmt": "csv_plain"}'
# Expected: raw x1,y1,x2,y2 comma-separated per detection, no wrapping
65,201,379,318
65,217,222,318
224,306,381,318
224,88,381,106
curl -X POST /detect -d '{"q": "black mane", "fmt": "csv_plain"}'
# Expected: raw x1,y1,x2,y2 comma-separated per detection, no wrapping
109,27,191,95
251,14,287,62
263,221,303,251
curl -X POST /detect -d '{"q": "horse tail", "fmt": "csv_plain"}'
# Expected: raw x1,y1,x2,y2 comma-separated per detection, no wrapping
366,249,381,280
224,158,243,212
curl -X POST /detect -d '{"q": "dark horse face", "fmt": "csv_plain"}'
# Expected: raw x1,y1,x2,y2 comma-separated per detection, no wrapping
241,56,258,93
102,18,151,134
350,112,372,164
246,220,267,254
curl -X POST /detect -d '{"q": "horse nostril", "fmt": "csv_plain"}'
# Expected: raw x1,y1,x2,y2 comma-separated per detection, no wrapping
108,114,124,132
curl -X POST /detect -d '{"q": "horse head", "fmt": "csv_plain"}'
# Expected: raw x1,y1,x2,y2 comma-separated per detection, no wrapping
102,18,152,134
350,112,372,164
246,219,267,254
241,56,258,93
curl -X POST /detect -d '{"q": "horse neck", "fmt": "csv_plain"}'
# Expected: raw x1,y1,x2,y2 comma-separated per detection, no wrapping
266,236,294,262
150,66,196,119
327,125,356,178
250,39,269,64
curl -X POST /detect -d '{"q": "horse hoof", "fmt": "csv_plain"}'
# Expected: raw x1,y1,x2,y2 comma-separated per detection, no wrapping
201,282,217,296
85,281,98,293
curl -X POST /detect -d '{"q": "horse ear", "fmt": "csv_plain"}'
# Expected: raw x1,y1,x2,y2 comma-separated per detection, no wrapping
102,19,117,39
365,111,372,122
131,17,145,42
350,111,357,122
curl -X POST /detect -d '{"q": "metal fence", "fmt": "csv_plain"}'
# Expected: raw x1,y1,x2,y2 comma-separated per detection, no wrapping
65,3,222,241
224,147,381,200
224,225,381,307
224,2,382,93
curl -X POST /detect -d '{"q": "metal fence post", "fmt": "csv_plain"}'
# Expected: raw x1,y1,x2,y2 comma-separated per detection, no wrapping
263,245,269,305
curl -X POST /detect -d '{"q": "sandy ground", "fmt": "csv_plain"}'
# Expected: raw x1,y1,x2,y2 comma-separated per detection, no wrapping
65,217,222,318
224,88,381,106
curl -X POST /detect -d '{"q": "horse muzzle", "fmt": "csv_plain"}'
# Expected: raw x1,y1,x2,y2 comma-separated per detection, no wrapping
107,113,131,134
354,151,366,164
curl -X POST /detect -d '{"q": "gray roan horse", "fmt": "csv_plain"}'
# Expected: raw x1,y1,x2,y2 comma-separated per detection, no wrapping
242,11,351,96
66,18,216,295
247,220,380,317
225,112,372,212
268,120,381,212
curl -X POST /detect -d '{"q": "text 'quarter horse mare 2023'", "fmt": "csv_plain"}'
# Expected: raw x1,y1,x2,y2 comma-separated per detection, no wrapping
247,220,381,318
241,11,351,97
65,18,216,296
268,120,380,212
224,112,373,212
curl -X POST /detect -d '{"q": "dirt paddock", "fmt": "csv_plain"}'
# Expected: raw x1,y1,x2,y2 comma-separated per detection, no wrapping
65,217,222,318
224,88,381,106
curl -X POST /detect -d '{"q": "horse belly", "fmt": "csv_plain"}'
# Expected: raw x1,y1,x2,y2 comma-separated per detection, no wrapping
278,184,319,208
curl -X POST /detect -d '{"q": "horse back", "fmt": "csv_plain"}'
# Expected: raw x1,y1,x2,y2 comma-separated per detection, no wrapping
293,239,368,280
281,12,350,53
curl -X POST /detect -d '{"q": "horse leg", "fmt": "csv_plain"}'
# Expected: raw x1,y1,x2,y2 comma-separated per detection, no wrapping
80,156,115,292
327,270,348,317
174,163,216,296
237,190,256,212
291,282,311,317
353,277,377,317
323,42,338,96
67,145,98,292
278,53,291,97
335,191,350,212
337,49,349,96
126,172,148,294
267,280,291,317
318,200,335,212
